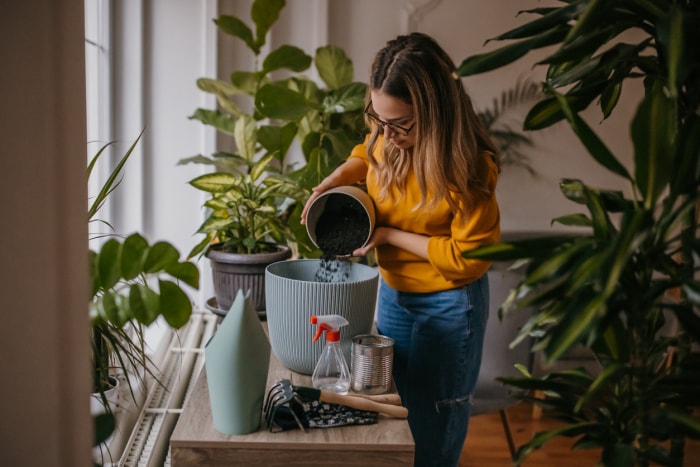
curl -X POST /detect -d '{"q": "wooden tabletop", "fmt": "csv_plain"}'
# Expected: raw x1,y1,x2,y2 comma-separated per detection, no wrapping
170,329,414,466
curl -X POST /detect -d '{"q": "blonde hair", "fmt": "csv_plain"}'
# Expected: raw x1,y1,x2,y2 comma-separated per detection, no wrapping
365,33,499,214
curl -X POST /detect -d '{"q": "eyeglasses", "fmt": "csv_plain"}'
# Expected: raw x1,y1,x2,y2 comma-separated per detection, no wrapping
364,101,416,136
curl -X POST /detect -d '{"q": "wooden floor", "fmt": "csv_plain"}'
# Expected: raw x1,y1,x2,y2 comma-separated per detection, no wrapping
460,402,700,466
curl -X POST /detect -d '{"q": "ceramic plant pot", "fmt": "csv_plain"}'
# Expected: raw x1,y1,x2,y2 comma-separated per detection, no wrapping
265,259,379,375
207,243,292,313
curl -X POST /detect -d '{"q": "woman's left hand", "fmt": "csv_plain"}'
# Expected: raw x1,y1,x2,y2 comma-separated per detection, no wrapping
353,227,390,257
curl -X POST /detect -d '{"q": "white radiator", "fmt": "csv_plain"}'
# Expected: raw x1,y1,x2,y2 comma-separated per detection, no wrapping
102,311,217,466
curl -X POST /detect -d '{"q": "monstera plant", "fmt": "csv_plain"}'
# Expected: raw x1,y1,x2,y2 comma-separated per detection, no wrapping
458,1,700,466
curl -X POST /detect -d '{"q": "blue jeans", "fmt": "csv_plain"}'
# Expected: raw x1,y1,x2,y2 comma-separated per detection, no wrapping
376,275,489,467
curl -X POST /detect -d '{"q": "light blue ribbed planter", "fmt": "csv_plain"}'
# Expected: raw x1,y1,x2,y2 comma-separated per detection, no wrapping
265,259,379,375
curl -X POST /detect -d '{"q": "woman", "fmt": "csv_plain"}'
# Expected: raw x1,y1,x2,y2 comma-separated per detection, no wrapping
302,32,500,467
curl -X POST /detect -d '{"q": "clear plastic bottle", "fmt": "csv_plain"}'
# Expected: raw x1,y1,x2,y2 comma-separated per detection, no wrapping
310,315,351,394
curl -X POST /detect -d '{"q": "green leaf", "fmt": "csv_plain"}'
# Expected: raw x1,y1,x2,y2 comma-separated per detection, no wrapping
462,236,578,261
515,422,599,463
120,233,149,280
544,294,605,364
315,45,354,89
251,0,285,50
631,83,674,208
552,213,591,227
234,114,258,162
100,291,121,327
556,93,631,180
563,0,607,45
490,2,585,41
574,362,624,413
658,5,684,98
256,83,311,120
230,71,262,96
258,122,297,157
670,116,700,198
188,108,236,136
262,45,312,74
323,82,367,114
215,15,256,53
164,262,200,290
129,283,160,326
159,280,193,328
455,26,569,76
250,152,276,182
97,239,121,290
143,242,180,274
189,172,237,193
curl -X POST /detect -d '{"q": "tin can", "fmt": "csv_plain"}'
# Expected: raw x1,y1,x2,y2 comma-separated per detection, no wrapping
351,334,394,394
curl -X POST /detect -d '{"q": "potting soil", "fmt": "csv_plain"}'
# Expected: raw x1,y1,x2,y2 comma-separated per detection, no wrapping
313,198,370,283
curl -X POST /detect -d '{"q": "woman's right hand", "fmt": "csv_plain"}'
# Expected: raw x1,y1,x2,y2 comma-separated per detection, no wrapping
300,178,337,225
300,157,368,225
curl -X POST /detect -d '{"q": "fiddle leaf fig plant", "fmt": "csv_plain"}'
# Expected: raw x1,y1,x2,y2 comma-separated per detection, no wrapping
180,0,366,258
458,1,700,465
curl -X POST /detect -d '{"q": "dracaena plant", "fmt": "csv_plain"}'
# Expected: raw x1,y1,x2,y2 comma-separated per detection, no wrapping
179,0,366,258
458,1,700,465
88,132,199,404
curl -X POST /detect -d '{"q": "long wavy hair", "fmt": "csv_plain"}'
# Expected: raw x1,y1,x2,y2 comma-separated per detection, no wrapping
365,32,499,213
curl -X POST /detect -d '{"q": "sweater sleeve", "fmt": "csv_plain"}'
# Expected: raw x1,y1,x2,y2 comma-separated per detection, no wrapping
426,156,501,283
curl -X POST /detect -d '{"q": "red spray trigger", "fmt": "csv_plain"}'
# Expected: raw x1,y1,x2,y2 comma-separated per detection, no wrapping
310,315,349,343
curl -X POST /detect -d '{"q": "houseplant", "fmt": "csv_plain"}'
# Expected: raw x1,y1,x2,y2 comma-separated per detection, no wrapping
180,0,367,259
180,0,366,312
89,132,199,411
457,1,700,465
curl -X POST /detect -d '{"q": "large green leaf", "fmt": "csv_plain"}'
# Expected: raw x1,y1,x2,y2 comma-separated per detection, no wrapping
159,280,193,328
256,83,311,120
544,294,606,364
97,239,121,290
258,122,297,157
143,241,180,274
188,108,235,136
234,114,258,162
262,45,312,74
129,283,159,326
671,115,700,197
461,236,578,261
490,2,585,41
556,94,631,180
631,83,674,208
315,45,354,89
455,26,569,77
215,15,256,53
120,233,149,280
189,172,237,193
164,262,200,289
251,0,285,50
323,82,366,114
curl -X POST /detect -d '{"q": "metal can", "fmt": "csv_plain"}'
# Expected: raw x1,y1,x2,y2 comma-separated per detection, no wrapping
351,334,394,394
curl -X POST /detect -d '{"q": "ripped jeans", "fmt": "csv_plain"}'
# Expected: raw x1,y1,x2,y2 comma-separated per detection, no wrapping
376,276,489,467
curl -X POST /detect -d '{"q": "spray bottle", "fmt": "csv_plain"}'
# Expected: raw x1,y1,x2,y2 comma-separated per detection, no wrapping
310,315,351,394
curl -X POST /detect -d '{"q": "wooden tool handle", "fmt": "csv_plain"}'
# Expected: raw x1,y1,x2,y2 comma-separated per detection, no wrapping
353,393,402,406
319,391,409,419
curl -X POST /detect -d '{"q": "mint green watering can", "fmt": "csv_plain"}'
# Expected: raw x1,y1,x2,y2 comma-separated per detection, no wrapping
205,290,270,435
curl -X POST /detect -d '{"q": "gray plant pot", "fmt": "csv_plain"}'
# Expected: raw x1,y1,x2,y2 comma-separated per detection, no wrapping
208,244,292,313
265,259,379,375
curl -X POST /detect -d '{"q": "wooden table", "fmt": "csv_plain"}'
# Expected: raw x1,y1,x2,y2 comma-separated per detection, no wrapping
170,336,414,466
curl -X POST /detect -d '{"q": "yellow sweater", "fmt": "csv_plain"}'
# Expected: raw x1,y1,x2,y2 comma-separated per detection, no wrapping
349,140,500,293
